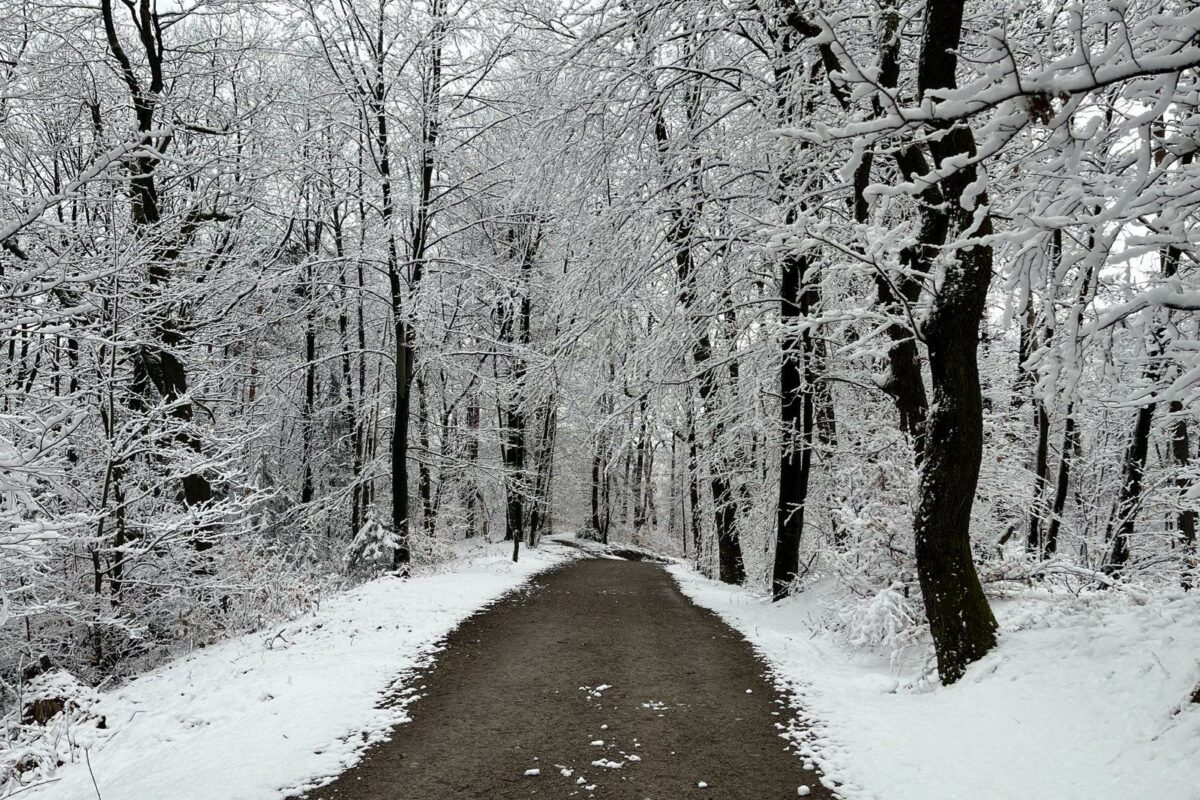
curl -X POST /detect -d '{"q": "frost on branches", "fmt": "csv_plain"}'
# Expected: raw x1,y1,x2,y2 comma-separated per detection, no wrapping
1,0,1199,795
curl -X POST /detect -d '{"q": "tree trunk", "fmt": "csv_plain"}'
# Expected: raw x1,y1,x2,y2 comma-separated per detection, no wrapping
528,398,557,546
464,389,482,538
591,438,605,537
910,0,999,684
636,33,745,582
686,392,702,562
300,237,318,507
1027,399,1051,554
1170,400,1197,589
388,0,443,568
100,0,215,548
633,394,650,531
416,372,435,535
874,2,933,455
497,217,537,559
1044,406,1077,556
1105,393,1155,574
658,137,744,582
774,252,816,600
500,400,526,559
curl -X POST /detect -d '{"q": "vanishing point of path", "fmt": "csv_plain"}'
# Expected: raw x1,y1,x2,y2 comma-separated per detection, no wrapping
308,558,834,800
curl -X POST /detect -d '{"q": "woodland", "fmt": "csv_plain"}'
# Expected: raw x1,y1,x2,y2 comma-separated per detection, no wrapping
1,0,1200,755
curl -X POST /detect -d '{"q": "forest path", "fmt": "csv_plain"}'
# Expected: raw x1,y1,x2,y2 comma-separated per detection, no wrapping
306,556,833,800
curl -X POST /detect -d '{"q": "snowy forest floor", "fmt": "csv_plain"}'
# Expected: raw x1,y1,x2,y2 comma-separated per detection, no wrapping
675,569,1200,800
8,537,1200,800
9,539,578,800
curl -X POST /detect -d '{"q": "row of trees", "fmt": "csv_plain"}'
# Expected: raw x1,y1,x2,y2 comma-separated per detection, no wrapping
1,0,1198,719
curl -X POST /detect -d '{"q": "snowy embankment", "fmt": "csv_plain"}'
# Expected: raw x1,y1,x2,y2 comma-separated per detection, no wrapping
671,566,1200,800
14,541,575,800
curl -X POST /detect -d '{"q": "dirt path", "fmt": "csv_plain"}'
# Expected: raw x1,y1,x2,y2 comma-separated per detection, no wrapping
307,558,833,800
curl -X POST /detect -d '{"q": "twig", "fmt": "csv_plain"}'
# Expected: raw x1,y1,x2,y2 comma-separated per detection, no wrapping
85,749,103,800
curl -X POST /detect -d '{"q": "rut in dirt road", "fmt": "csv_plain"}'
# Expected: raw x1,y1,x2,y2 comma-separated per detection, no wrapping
307,558,833,800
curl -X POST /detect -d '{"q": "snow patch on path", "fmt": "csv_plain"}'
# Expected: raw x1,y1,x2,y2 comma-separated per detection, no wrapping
19,542,575,800
670,565,1200,800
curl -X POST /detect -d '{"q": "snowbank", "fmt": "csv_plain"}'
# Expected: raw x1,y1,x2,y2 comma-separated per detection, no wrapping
13,541,575,800
670,566,1200,800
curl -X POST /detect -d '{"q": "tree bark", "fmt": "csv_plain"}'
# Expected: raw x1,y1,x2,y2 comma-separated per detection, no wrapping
1105,399,1155,574
301,257,318,507
909,0,999,683
464,388,482,538
388,0,444,568
774,252,816,600
1170,400,1197,589
416,371,435,535
1044,406,1077,556
497,217,538,560
100,0,215,547
654,88,745,584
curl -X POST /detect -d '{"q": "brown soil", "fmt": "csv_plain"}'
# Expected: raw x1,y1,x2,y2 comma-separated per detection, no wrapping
306,557,834,800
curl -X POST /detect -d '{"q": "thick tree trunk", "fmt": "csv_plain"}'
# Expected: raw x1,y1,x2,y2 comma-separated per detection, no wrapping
301,260,317,507
389,0,443,568
381,97,412,566
768,21,817,600
910,0,999,683
774,253,816,600
874,3,933,455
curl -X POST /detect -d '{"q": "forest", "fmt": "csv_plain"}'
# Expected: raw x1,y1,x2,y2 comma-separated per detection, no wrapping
1,0,1199,797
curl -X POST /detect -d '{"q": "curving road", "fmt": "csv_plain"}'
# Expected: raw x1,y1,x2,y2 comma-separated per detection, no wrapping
307,557,832,800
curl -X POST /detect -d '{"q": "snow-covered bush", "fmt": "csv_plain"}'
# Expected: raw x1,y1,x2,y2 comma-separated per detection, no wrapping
1,670,108,792
838,582,924,668
343,510,398,574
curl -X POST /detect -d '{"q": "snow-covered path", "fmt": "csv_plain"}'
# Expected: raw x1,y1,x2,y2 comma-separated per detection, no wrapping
17,543,575,800
308,558,825,800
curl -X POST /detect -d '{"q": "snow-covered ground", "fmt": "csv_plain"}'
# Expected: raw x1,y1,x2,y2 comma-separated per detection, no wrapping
11,540,575,800
671,566,1200,800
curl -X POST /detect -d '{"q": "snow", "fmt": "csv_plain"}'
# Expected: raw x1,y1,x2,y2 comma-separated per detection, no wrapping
670,566,1200,800
16,541,574,800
